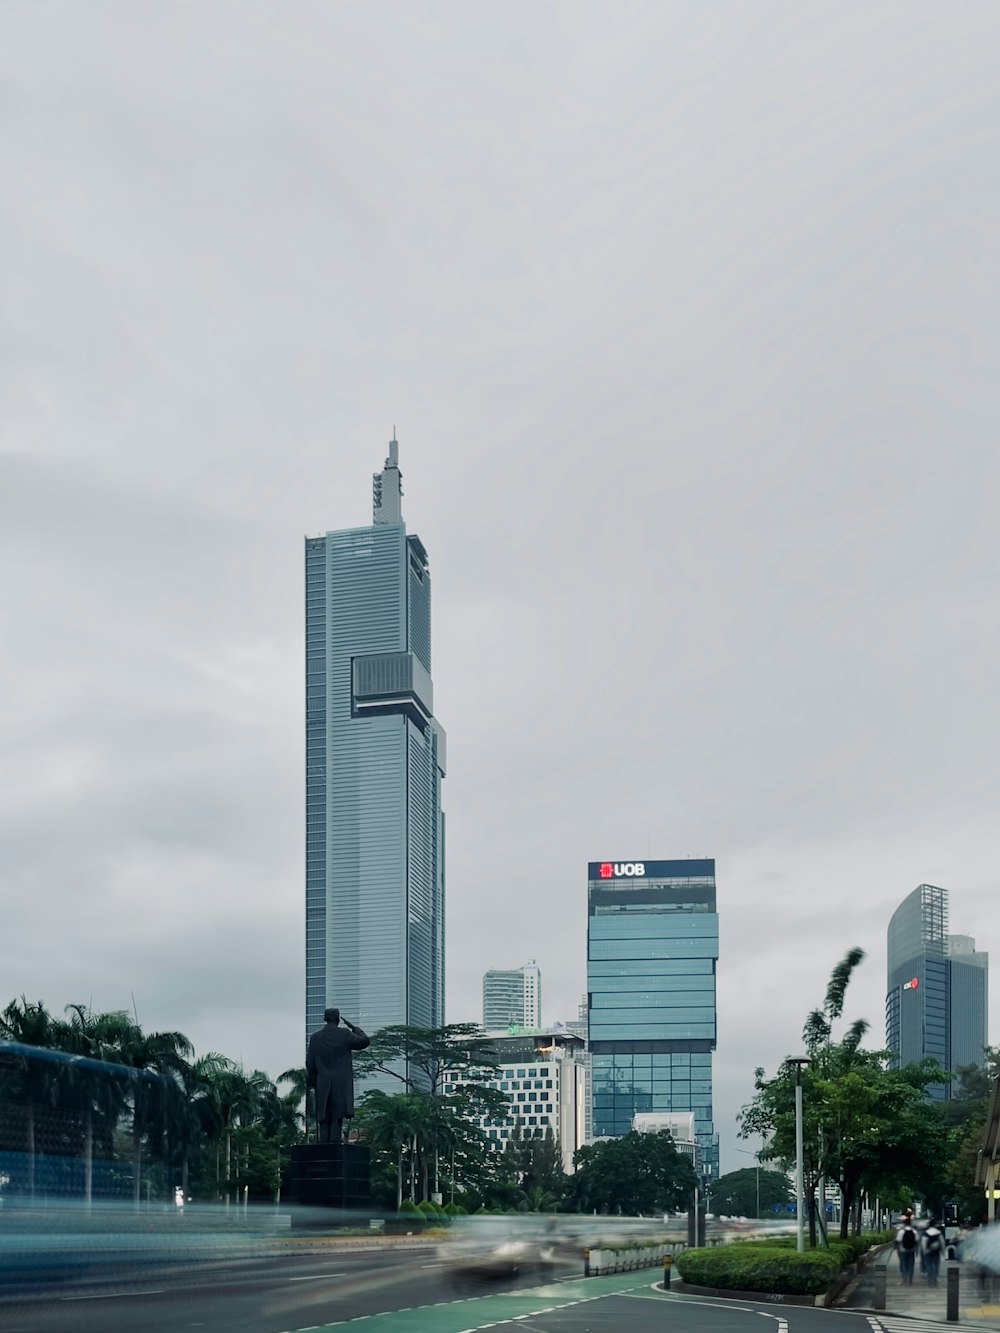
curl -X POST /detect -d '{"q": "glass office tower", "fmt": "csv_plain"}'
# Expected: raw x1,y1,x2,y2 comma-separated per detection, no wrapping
587,859,719,1179
886,883,988,1099
305,437,446,1057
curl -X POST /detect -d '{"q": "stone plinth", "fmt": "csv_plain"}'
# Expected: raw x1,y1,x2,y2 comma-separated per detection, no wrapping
287,1143,371,1209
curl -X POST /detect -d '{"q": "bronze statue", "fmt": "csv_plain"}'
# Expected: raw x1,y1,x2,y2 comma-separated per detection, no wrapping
306,1008,370,1144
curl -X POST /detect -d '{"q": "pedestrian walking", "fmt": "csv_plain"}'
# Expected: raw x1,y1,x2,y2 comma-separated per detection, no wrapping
922,1218,944,1286
896,1217,919,1284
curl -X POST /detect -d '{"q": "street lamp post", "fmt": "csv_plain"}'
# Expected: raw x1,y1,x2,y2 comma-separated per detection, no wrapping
788,1058,811,1254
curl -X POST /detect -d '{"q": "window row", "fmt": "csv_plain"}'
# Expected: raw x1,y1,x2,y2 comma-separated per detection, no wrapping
592,1052,712,1069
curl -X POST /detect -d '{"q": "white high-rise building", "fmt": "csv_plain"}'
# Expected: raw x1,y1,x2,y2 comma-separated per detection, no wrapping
482,960,541,1029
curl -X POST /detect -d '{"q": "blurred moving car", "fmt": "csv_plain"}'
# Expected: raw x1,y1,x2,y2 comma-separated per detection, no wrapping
439,1217,559,1288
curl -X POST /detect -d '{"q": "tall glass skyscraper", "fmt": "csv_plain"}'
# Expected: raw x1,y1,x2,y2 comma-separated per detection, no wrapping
886,883,988,1099
305,437,446,1054
587,859,719,1179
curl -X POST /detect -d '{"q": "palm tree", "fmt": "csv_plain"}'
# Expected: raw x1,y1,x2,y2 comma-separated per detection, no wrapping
178,1052,232,1201
277,1067,311,1143
63,1006,132,1207
107,1018,193,1208
210,1065,276,1206
355,1091,430,1208
0,998,68,1199
516,1184,562,1213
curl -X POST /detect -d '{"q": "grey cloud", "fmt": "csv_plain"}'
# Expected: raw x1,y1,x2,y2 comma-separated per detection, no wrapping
2,2,999,1165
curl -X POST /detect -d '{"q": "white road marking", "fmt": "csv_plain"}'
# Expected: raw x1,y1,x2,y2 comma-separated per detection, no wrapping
289,1273,349,1281
868,1321,964,1332
61,1289,166,1301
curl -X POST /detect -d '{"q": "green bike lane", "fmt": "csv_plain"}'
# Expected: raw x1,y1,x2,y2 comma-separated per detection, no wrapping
273,1270,654,1333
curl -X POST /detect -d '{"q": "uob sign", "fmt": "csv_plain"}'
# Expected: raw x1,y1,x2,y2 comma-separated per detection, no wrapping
598,861,646,879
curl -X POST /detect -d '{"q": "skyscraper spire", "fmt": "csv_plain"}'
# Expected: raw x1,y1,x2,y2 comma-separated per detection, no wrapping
373,430,403,525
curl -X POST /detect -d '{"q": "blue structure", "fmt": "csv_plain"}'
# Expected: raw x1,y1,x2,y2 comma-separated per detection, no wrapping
587,859,719,1179
305,437,446,1059
885,883,988,1098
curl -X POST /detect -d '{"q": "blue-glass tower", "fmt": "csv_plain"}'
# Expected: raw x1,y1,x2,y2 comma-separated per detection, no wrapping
886,883,988,1098
587,859,719,1180
305,437,446,1053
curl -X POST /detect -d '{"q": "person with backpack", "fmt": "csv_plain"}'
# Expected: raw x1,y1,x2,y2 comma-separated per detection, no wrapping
922,1218,945,1286
896,1217,919,1284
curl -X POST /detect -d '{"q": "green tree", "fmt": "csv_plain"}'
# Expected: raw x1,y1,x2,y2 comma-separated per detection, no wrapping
741,948,952,1243
277,1066,311,1143
567,1131,696,1215
107,1017,193,1207
0,998,70,1198
0,994,306,1208
940,1049,1000,1221
354,1024,517,1209
712,1166,791,1217
355,1090,433,1207
357,1023,500,1096
63,1005,133,1206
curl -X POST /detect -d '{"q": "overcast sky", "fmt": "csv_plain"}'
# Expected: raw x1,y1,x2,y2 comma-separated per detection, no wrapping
3,1,999,1173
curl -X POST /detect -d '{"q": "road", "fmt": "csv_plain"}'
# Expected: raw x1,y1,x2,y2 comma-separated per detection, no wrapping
0,1242,920,1333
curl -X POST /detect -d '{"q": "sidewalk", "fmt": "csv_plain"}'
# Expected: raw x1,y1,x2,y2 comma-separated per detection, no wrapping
845,1244,1000,1328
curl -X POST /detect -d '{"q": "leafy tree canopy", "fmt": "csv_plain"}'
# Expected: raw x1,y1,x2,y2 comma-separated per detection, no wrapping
356,1023,500,1097
567,1131,696,1216
740,948,955,1242
712,1166,792,1217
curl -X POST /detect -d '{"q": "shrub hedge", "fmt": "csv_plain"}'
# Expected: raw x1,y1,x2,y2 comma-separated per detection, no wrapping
675,1233,890,1296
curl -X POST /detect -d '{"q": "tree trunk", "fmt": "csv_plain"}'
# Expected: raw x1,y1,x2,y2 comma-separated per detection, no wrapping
839,1173,861,1240
225,1128,232,1211
396,1142,404,1211
84,1106,93,1209
410,1133,417,1202
26,1103,36,1201
806,1182,817,1247
133,1116,143,1210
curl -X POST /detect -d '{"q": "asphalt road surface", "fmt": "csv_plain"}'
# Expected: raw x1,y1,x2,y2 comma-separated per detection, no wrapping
0,1244,916,1333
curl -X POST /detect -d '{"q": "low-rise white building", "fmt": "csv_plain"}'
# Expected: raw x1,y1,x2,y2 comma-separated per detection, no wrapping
631,1110,698,1166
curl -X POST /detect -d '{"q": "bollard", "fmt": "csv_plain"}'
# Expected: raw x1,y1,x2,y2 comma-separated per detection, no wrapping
946,1264,959,1322
662,1254,672,1290
584,1247,590,1278
873,1264,886,1311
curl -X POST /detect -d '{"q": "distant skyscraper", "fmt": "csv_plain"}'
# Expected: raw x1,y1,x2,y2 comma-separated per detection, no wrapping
885,884,988,1098
482,961,541,1029
587,859,719,1179
305,436,446,1056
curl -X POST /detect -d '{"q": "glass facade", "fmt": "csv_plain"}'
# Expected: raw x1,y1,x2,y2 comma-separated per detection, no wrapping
950,935,989,1073
587,859,719,1179
305,440,445,1071
886,885,988,1099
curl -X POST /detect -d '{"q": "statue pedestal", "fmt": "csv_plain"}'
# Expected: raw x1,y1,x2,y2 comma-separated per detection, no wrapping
287,1143,371,1209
